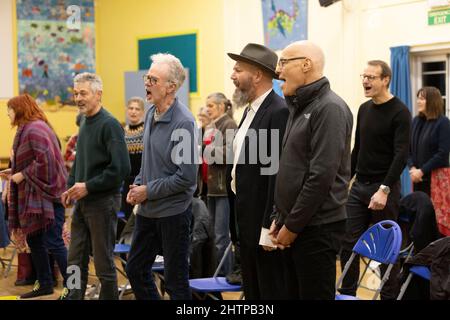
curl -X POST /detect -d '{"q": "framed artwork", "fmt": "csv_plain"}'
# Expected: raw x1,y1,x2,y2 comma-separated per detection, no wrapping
261,0,308,50
16,0,95,106
138,32,198,94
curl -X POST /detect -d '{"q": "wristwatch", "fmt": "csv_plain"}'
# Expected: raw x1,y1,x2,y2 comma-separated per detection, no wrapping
379,184,391,195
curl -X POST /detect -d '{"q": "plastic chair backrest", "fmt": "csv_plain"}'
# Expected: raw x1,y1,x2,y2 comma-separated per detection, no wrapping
352,220,402,264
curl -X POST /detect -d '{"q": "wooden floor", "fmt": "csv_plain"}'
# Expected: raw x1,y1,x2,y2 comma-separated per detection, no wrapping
0,244,377,300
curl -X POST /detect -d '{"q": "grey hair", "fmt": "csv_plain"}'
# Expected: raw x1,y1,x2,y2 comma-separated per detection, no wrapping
74,72,103,92
150,53,186,90
207,92,233,117
127,96,145,110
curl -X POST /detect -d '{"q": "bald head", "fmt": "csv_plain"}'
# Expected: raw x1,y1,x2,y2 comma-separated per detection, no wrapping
276,41,326,96
286,40,325,75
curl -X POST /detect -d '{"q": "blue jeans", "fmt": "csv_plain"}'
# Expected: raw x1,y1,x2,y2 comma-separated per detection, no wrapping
67,194,120,300
0,194,10,248
26,203,67,287
126,206,192,300
207,196,232,275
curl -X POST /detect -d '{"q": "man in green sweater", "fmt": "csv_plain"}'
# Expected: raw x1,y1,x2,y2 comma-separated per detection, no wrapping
61,72,131,300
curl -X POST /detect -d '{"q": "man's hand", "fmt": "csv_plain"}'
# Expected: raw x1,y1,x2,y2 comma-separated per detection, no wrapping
127,185,147,205
409,167,424,183
274,225,297,250
262,221,279,251
11,172,24,184
61,191,73,208
368,189,388,211
67,182,88,201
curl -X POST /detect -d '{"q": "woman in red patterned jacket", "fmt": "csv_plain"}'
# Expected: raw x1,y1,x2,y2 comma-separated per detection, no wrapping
6,94,68,299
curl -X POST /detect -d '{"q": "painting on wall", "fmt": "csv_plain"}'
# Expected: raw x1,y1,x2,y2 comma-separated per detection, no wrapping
261,0,308,50
16,0,95,107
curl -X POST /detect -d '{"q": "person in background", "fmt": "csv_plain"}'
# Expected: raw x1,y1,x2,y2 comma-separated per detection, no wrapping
408,86,450,196
203,92,237,276
118,97,145,240
196,107,211,203
6,94,68,299
340,60,411,300
62,73,130,300
63,112,84,173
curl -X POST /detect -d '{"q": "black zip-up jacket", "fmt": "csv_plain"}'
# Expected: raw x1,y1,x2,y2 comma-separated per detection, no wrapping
273,77,353,233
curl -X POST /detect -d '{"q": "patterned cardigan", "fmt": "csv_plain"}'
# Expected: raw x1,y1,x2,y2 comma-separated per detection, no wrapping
9,120,67,236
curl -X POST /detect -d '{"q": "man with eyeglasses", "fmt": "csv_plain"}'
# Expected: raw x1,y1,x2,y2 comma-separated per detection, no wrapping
125,53,198,300
339,60,411,300
269,40,353,300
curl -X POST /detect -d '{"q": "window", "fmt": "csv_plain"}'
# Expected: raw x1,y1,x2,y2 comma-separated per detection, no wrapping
412,53,449,116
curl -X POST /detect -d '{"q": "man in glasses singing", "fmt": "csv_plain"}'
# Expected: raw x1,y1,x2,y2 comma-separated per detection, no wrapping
339,60,411,300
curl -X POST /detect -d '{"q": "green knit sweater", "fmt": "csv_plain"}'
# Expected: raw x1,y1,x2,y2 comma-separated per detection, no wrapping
68,108,131,201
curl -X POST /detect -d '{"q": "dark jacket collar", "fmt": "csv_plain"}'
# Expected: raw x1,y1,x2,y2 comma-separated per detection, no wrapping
285,77,330,112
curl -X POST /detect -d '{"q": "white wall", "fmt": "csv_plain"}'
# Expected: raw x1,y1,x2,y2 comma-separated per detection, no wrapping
224,0,450,122
0,0,14,99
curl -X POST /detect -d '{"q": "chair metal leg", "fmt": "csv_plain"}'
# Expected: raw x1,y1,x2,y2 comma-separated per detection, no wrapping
3,247,17,278
397,273,413,300
372,263,393,300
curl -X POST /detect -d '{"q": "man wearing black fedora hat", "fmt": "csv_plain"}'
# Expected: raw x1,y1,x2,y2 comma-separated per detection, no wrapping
226,43,291,299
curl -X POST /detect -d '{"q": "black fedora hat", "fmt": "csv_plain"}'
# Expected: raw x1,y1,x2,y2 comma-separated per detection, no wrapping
228,43,278,79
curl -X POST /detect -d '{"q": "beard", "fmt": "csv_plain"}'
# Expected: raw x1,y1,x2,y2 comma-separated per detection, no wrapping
232,79,255,108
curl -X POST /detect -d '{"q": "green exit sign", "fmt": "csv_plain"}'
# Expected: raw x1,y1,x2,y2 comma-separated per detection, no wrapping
429,8,450,25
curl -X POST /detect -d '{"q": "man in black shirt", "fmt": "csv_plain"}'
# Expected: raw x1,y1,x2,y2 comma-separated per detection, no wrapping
339,60,411,300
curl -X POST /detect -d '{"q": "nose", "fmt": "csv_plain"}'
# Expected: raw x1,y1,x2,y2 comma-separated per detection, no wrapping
275,64,282,75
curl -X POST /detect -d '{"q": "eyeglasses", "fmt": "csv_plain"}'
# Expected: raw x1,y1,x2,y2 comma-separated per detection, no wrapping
360,74,382,81
142,75,176,86
277,57,308,68
142,75,159,86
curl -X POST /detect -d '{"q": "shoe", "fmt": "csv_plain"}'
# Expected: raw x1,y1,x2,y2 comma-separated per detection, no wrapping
225,270,242,285
58,287,70,300
15,278,36,286
20,281,54,299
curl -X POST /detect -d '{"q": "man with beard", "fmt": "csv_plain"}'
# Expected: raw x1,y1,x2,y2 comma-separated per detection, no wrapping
227,43,290,299
62,72,130,299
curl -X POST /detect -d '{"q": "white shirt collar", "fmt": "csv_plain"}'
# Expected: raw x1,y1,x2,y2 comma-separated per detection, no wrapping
248,89,272,113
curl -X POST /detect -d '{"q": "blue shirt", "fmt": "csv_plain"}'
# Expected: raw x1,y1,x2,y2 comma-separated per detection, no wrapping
135,98,198,218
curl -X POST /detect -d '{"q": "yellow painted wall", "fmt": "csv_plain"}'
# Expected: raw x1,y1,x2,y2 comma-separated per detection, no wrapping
96,0,225,122
1,0,226,159
0,99,79,168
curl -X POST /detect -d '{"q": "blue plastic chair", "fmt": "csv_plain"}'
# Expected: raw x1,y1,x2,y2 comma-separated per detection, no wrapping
397,265,431,300
189,242,243,300
336,220,402,300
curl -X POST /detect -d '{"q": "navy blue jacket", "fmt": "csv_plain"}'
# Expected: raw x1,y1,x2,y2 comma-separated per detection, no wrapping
408,115,450,176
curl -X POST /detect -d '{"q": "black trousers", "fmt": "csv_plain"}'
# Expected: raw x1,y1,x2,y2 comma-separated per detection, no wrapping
283,220,345,300
340,180,401,300
240,242,291,300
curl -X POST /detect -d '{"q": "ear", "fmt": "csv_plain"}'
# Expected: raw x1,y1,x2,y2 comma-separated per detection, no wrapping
302,58,312,73
253,69,264,84
167,82,177,94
